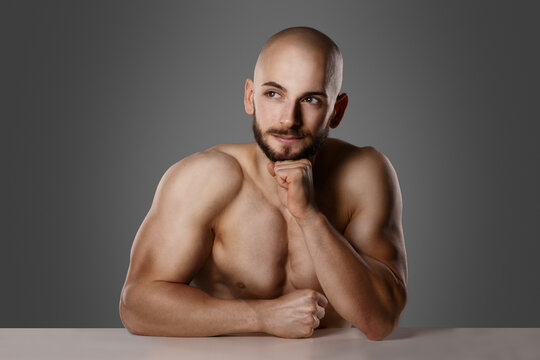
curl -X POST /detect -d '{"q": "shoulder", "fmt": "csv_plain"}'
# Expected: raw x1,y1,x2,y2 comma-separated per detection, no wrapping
325,139,401,212
347,145,398,186
167,146,243,182
324,139,397,181
152,146,244,216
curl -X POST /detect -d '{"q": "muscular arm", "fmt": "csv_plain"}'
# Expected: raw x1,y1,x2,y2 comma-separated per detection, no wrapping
119,150,261,336
297,147,408,340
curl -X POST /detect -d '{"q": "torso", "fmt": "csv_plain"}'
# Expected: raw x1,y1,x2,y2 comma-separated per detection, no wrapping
191,138,359,328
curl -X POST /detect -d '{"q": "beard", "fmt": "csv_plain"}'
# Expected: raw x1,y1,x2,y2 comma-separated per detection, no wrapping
252,110,329,162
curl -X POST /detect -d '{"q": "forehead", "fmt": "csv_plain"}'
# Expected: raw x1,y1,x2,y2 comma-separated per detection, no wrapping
255,43,332,92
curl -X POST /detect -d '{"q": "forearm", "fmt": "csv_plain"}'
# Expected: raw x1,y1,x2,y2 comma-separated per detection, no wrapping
119,280,262,337
297,212,406,340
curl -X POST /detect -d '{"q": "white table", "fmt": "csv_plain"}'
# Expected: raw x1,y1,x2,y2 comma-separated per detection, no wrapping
1,328,539,359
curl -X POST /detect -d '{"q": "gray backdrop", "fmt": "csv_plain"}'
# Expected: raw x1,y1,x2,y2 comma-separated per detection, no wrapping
3,0,539,328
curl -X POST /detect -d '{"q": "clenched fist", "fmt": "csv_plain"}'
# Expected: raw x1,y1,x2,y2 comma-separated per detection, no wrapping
255,289,328,338
267,160,319,220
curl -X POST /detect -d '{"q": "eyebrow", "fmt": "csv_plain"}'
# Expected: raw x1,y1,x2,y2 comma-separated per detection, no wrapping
262,81,328,99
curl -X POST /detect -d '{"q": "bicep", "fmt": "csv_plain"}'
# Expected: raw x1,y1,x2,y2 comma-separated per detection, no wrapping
126,208,214,285
343,148,407,285
124,151,241,285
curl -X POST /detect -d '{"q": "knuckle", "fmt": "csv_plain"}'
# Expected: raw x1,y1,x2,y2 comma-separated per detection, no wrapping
303,326,314,337
320,294,328,306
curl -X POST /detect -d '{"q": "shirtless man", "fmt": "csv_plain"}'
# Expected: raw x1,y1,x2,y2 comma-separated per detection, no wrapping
119,26,407,340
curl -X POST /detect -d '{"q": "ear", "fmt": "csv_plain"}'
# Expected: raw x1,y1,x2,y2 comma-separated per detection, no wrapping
329,93,348,129
244,78,255,115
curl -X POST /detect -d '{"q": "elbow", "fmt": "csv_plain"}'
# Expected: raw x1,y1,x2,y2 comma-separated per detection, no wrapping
119,285,147,336
119,300,142,336
366,318,399,341
352,314,398,341
353,285,408,341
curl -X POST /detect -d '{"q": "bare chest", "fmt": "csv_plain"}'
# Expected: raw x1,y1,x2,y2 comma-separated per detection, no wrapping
192,179,347,301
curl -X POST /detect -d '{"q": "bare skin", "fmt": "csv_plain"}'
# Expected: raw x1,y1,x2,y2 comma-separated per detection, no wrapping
119,27,407,340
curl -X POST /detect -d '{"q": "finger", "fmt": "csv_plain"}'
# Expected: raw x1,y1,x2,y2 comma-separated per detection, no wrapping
315,303,326,319
274,162,311,172
276,174,289,188
304,327,315,338
316,292,329,308
273,167,311,183
275,159,312,167
267,162,276,177
312,314,320,329
274,168,304,185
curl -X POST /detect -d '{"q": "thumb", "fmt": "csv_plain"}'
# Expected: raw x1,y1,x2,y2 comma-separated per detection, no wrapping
267,162,276,177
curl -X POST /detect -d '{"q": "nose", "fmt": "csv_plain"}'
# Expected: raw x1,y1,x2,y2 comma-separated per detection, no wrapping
279,100,302,127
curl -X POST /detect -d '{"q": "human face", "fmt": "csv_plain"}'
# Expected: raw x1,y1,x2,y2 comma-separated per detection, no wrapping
247,44,336,161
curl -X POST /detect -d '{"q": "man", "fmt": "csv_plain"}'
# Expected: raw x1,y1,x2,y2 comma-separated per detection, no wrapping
119,26,407,340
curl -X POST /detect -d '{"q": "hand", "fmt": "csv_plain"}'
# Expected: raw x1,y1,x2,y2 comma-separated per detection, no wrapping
255,289,328,338
267,160,319,220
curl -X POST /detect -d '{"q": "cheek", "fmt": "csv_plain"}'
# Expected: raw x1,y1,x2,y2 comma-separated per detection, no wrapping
256,99,282,123
302,105,329,126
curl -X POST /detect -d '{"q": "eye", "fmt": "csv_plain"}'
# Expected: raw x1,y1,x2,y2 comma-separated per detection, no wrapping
266,91,280,98
303,96,321,104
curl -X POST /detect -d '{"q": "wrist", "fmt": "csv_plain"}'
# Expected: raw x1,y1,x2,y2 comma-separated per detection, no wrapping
295,207,325,228
247,299,269,333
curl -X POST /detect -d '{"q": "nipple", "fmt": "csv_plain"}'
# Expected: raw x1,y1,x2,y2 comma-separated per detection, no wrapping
236,281,246,289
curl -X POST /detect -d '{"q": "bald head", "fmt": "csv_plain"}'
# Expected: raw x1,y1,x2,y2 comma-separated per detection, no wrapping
254,27,343,99
245,27,348,162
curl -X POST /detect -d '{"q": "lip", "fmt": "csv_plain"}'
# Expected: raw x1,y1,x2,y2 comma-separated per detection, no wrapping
273,135,304,145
